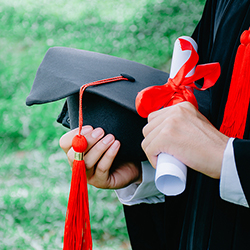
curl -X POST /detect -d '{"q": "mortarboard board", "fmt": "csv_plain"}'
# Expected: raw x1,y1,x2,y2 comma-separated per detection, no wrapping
26,47,169,163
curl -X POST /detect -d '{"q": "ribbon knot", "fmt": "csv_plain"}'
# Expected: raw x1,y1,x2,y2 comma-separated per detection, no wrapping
169,78,186,91
136,38,221,118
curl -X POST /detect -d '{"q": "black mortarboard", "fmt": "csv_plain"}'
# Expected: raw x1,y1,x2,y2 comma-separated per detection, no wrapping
26,47,169,162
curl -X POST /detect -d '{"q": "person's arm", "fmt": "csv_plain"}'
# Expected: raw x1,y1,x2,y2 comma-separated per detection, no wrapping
220,138,249,207
141,102,250,208
116,138,249,207
142,102,228,179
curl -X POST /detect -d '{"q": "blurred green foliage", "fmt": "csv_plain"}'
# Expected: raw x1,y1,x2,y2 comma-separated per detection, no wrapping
0,0,205,153
0,0,205,249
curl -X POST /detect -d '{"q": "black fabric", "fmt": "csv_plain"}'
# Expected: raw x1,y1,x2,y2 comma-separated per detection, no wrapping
26,47,169,111
233,139,250,205
124,203,167,250
57,101,70,128
124,0,250,249
67,92,147,161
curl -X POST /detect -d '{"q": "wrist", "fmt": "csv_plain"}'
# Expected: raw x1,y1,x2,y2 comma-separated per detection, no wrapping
134,161,142,184
204,133,229,179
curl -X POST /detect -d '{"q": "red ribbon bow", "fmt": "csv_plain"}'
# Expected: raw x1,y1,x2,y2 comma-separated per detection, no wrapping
136,38,221,118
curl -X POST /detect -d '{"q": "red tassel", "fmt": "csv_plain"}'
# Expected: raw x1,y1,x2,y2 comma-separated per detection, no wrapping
63,134,92,250
62,75,133,249
220,28,250,138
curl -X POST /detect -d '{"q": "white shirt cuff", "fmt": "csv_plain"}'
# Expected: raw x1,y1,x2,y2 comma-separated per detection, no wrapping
115,161,165,206
220,138,249,208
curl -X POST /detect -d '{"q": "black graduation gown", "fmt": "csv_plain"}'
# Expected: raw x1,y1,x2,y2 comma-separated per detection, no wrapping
124,0,250,249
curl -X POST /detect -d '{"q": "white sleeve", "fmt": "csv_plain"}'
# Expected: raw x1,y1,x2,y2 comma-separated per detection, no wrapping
115,161,165,206
220,138,249,208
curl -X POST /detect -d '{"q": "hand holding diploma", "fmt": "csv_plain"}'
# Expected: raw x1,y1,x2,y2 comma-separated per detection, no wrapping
136,36,221,195
155,36,197,196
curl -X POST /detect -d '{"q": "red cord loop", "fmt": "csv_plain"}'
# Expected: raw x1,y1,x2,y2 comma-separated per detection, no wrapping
78,75,133,135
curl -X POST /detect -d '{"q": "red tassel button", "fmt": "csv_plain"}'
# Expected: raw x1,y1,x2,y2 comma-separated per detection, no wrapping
72,134,88,153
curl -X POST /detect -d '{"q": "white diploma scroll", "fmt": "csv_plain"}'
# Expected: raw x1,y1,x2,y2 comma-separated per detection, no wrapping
155,36,198,196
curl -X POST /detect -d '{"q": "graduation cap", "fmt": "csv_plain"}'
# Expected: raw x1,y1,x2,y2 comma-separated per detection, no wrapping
26,47,169,249
26,47,169,162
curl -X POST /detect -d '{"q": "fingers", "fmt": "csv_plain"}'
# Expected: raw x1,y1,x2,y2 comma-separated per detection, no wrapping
100,161,141,189
59,126,107,155
59,126,93,154
143,101,208,138
66,147,75,168
87,140,121,188
59,125,105,168
147,101,199,123
84,134,116,173
141,102,200,168
60,125,142,189
94,140,120,176
141,101,229,178
147,102,192,122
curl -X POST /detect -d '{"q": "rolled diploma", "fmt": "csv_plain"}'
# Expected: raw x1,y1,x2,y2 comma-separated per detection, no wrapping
155,36,198,196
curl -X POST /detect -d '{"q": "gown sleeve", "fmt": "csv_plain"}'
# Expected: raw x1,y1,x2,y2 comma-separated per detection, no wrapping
232,138,250,205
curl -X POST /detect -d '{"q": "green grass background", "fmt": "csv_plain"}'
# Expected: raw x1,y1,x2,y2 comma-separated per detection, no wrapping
0,0,205,249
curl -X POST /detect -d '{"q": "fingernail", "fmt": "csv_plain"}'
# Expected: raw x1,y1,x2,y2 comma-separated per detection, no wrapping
92,128,104,138
102,134,114,145
110,140,120,150
81,126,93,135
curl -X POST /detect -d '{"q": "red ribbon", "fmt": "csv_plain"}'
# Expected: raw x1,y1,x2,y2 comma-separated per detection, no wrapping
136,38,221,118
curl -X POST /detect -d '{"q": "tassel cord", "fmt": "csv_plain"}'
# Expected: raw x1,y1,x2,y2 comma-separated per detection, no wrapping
78,76,131,134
